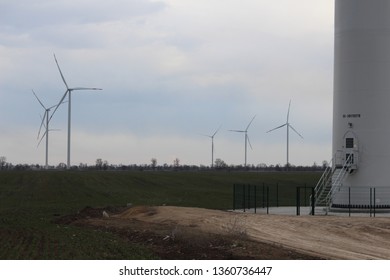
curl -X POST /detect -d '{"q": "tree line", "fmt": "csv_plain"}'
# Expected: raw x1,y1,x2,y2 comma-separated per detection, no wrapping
0,156,328,172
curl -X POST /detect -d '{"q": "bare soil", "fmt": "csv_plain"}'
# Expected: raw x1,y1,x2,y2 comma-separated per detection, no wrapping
57,205,390,260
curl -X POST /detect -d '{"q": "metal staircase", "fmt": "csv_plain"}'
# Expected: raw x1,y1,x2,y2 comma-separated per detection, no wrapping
312,159,333,207
310,154,353,214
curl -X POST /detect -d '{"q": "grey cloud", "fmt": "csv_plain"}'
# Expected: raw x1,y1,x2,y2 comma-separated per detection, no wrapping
0,0,166,31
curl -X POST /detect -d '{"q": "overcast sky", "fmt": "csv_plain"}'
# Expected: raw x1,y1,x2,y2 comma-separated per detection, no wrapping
0,0,334,167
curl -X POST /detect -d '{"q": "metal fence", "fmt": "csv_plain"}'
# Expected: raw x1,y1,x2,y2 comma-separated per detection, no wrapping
233,184,390,216
331,186,390,217
232,183,315,214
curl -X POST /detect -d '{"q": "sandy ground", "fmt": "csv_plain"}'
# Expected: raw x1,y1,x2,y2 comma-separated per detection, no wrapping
113,206,390,259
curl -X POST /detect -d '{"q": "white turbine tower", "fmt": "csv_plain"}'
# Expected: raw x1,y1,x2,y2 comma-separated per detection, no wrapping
266,100,303,169
33,90,58,169
229,115,256,167
201,125,222,168
51,54,102,169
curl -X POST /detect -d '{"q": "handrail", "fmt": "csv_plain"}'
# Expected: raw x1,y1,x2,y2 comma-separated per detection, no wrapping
314,159,332,193
323,153,353,211
310,153,354,214
311,157,333,210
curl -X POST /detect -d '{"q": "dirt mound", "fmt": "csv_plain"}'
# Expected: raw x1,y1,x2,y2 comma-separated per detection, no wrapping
57,205,390,259
58,205,320,259
54,205,126,224
117,206,158,218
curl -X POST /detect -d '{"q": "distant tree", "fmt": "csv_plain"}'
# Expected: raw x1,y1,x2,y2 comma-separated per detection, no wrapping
57,163,66,169
173,158,180,168
214,158,227,169
257,163,267,171
0,156,6,170
103,160,109,170
151,158,157,170
96,158,103,170
322,160,329,169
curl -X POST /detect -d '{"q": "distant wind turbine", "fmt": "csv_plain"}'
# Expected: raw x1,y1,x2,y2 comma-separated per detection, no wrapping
201,125,222,168
50,54,102,169
33,90,59,169
229,115,256,167
266,100,303,169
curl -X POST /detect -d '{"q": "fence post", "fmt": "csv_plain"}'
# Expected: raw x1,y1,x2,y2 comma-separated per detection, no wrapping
374,188,376,217
311,187,315,215
254,184,257,214
243,184,246,213
267,186,269,214
233,184,236,211
296,187,300,216
370,187,372,217
348,187,351,217
247,184,251,211
304,184,307,207
262,183,265,208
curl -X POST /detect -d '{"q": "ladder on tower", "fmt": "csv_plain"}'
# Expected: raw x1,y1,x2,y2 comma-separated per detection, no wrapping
310,154,353,214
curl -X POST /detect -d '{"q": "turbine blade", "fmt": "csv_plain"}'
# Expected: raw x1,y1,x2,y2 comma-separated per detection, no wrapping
49,90,68,122
266,123,287,133
32,90,46,109
72,87,102,91
287,100,291,122
37,112,47,139
199,133,212,138
48,100,67,111
246,115,256,131
247,134,253,150
37,131,47,148
54,53,69,89
212,124,222,137
229,130,245,133
48,104,58,111
289,124,304,139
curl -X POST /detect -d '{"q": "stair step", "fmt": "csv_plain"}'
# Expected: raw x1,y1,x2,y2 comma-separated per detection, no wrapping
312,155,352,213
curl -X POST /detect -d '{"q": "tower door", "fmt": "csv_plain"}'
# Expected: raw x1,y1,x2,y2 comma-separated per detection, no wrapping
343,133,358,171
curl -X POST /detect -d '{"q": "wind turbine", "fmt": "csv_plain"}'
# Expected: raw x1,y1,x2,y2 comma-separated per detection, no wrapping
51,54,102,169
33,90,59,169
229,115,256,167
266,100,303,169
201,125,222,168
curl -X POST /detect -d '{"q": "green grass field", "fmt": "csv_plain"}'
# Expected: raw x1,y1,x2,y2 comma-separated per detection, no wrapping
0,170,321,259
